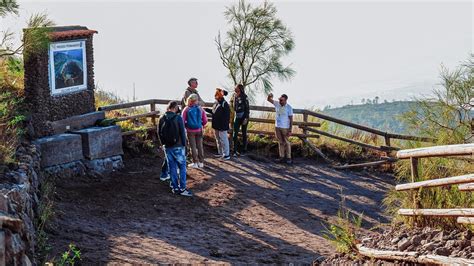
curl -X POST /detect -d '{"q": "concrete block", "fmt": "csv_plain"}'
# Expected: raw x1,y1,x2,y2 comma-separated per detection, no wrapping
72,126,123,160
33,134,83,167
50,111,105,134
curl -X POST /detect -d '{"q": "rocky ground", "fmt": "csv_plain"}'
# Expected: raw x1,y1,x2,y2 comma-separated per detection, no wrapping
362,225,473,258
44,146,394,264
322,224,473,264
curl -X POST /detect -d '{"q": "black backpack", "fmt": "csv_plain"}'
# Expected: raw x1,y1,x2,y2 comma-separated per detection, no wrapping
159,115,179,147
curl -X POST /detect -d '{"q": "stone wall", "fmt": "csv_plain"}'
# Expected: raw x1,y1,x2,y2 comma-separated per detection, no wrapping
23,26,97,138
0,143,42,265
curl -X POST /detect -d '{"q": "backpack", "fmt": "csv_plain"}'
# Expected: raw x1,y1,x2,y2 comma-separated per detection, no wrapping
159,115,179,147
186,105,202,130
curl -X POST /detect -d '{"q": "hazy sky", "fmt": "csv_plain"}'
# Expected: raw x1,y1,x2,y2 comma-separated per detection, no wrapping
3,0,473,108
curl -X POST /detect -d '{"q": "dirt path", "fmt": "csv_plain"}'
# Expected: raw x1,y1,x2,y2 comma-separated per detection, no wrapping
47,150,394,264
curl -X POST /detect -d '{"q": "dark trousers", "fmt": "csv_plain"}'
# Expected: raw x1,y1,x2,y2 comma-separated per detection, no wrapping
233,117,248,153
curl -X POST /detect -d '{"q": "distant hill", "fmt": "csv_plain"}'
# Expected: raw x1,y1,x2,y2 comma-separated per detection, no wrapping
321,101,417,134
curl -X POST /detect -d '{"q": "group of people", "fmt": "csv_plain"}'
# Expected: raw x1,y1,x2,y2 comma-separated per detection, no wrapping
158,77,294,197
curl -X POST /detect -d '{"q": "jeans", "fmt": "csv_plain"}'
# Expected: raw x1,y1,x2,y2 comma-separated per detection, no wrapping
214,129,230,157
187,131,204,163
233,117,248,153
165,146,187,191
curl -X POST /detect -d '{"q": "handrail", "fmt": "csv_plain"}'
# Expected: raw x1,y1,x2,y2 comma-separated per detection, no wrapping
98,98,434,144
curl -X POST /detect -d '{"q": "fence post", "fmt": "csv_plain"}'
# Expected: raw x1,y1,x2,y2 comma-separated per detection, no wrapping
150,103,156,126
410,157,419,182
384,135,391,147
302,113,309,155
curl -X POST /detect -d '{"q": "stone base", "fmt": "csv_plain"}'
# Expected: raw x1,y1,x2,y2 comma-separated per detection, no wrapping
33,134,84,167
72,126,123,160
42,156,124,179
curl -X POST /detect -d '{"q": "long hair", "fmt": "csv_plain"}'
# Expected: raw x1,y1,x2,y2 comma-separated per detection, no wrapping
236,84,245,96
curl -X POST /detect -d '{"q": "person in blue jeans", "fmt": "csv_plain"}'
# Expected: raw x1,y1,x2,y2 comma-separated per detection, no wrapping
158,101,192,197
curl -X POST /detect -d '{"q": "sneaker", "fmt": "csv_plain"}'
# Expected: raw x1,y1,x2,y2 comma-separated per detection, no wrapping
286,159,293,165
172,188,180,194
213,153,223,158
180,189,193,197
233,152,240,157
198,162,205,168
188,163,199,169
160,175,170,181
222,155,231,161
274,158,285,163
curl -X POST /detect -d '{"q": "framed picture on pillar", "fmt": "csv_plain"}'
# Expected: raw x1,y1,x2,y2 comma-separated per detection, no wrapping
48,40,87,95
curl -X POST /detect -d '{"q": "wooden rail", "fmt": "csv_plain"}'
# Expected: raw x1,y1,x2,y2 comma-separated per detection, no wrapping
395,144,474,224
98,98,432,160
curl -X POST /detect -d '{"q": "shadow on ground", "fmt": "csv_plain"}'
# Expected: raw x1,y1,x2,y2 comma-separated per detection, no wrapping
46,147,394,264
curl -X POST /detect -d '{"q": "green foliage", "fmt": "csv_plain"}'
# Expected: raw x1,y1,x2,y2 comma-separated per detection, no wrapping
322,203,363,255
384,55,474,228
57,244,81,266
0,0,19,17
216,0,295,99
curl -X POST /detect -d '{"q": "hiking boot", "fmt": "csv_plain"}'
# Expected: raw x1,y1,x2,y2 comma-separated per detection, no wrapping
180,189,193,197
160,175,170,181
198,162,205,168
233,151,240,157
222,155,231,161
188,163,199,169
274,158,285,163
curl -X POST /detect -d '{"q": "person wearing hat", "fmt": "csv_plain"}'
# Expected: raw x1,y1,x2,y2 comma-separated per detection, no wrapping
267,93,294,164
181,77,205,110
205,88,231,160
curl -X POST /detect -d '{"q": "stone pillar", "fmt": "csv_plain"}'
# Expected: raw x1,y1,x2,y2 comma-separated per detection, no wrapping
23,26,98,138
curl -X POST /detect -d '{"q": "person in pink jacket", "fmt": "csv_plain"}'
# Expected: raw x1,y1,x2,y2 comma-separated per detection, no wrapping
182,93,208,168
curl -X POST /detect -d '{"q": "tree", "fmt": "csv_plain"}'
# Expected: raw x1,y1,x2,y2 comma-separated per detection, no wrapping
216,0,295,99
401,54,473,144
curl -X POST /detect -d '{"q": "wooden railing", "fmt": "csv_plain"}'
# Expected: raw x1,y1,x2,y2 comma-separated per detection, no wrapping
98,98,435,158
395,143,474,224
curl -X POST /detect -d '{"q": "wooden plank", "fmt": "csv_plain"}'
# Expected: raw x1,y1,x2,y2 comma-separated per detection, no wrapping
51,111,106,134
245,129,319,139
396,174,474,191
357,244,474,265
98,99,156,111
457,217,474,224
115,111,161,122
396,143,474,159
333,160,394,170
302,126,388,151
398,208,474,217
458,182,474,191
304,110,434,142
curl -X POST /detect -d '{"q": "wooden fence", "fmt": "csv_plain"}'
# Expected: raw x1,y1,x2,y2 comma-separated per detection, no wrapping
395,143,474,224
98,98,435,163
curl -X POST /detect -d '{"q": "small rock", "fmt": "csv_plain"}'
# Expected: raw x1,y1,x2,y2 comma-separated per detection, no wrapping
445,240,457,249
434,247,451,256
423,242,437,251
398,238,411,251
411,235,422,245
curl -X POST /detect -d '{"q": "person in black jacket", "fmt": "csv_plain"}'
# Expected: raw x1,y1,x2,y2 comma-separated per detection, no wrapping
230,84,250,156
158,101,192,197
205,88,231,160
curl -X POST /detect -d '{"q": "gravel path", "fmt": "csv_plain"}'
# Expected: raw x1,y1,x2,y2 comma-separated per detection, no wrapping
47,151,394,264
